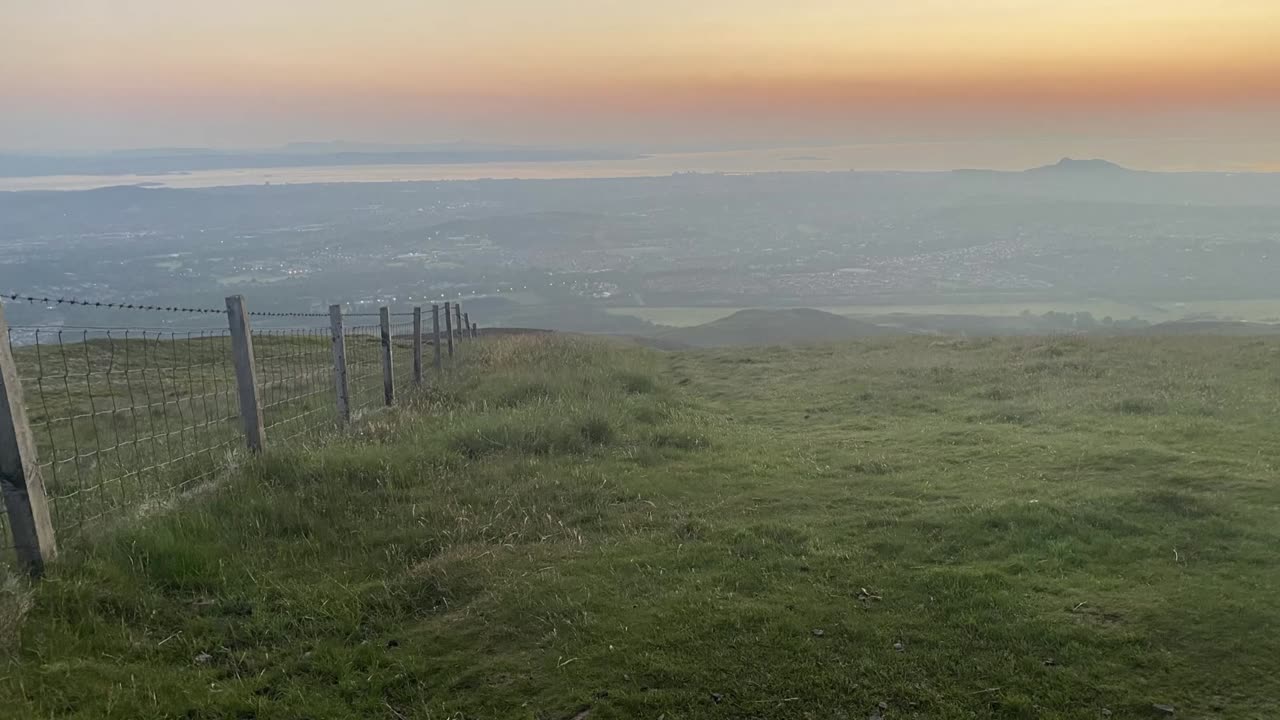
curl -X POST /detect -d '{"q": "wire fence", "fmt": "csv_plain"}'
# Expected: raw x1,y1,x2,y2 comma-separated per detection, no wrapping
345,322,386,414
1,327,241,549
392,319,417,397
254,327,336,443
0,297,479,570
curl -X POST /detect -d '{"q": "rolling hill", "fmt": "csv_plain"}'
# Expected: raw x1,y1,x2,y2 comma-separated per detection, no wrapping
1136,319,1280,335
656,307,899,347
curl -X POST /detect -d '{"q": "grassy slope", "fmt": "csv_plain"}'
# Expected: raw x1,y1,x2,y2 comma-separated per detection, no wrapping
3,334,1280,719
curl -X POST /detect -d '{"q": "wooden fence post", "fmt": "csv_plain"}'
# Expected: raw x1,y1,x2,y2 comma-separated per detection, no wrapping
471,322,478,339
463,312,470,342
432,304,443,371
225,295,265,453
444,301,455,358
380,306,394,406
454,303,464,342
412,306,423,385
0,304,57,576
329,304,350,424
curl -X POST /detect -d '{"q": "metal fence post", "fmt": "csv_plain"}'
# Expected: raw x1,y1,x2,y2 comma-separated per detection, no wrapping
444,301,455,358
225,295,266,453
432,304,443,371
329,304,351,424
412,306,423,385
380,306,394,406
0,304,57,576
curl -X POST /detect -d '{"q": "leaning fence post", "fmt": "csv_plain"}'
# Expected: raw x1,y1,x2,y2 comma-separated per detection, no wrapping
0,304,57,576
226,295,265,453
379,306,394,406
432,304,443,371
412,306,423,385
444,301,455,359
329,304,351,424
463,312,470,342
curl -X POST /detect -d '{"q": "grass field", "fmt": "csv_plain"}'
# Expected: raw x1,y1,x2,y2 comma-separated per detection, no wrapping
3,334,1279,718
607,298,1280,326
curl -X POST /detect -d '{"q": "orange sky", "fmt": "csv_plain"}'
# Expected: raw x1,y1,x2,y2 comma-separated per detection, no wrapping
3,0,1278,163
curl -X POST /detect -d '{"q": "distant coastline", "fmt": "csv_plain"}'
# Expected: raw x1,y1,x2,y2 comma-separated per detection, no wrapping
0,147,637,178
2,141,1277,192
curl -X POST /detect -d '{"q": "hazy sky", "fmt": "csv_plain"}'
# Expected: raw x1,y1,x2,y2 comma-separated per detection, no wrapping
4,0,1279,166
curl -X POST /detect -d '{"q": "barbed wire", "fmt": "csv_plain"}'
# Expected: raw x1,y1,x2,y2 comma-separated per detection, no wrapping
248,310,330,318
3,292,225,314
0,291,430,319
11,324,231,333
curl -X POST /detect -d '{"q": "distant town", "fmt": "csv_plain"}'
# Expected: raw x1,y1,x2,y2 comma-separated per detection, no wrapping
3,163,1279,336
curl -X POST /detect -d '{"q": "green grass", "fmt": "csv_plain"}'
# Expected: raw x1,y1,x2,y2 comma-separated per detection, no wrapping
3,334,1280,718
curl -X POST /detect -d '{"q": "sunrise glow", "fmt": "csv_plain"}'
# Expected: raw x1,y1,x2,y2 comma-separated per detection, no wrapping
4,0,1279,157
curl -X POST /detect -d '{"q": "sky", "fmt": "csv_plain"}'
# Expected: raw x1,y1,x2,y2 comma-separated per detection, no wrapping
3,0,1279,168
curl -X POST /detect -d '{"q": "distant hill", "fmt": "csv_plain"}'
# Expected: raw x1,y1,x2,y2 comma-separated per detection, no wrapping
656,308,898,347
1025,157,1136,174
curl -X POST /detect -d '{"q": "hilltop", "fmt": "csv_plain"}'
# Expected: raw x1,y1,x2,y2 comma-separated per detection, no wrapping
1025,157,1136,174
656,307,898,347
4,334,1280,718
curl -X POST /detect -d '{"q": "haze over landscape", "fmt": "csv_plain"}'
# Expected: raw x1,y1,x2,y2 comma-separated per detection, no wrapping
4,156,1280,343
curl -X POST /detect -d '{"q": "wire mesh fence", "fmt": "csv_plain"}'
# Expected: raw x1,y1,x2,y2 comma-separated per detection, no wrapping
392,319,417,392
0,300,476,567
344,322,385,415
253,327,335,443
2,327,241,549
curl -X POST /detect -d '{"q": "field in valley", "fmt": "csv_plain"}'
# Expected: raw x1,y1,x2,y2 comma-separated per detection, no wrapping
606,298,1280,327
